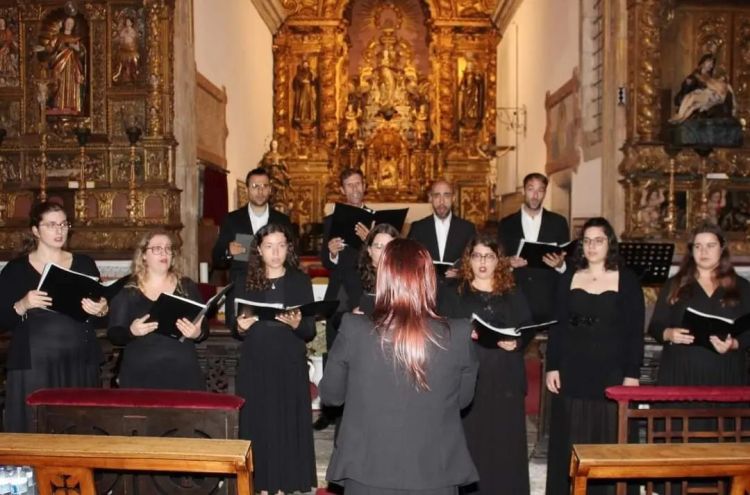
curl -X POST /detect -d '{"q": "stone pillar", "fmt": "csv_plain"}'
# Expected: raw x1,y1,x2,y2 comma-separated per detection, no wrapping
173,0,198,278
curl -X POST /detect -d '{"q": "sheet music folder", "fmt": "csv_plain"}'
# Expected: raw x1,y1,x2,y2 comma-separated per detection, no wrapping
235,298,339,321
619,242,674,285
330,203,409,248
515,239,577,269
681,306,750,351
36,263,131,322
147,283,233,339
471,314,557,348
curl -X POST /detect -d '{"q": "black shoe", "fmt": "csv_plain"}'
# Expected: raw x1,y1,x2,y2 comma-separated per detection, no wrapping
313,414,331,430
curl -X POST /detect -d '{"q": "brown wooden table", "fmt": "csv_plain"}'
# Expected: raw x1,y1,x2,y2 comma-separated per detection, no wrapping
0,433,253,495
571,443,750,495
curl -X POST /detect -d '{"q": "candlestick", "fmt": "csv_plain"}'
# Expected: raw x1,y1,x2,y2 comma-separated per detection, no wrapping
73,127,91,224
125,126,142,225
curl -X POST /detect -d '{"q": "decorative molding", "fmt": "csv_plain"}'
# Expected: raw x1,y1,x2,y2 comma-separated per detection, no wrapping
249,0,288,34
491,0,523,35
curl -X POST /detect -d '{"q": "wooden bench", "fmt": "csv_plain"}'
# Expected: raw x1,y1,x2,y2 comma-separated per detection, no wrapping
570,443,750,495
0,433,253,495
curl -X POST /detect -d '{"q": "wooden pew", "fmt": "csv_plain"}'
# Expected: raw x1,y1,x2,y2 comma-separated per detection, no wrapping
570,443,750,495
0,433,253,495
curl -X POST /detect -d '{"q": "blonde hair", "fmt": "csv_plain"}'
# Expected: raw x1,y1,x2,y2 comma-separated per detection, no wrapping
128,230,183,292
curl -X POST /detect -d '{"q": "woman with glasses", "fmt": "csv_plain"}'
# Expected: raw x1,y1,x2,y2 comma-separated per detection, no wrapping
234,223,316,495
107,230,207,390
0,201,108,432
321,239,478,494
545,217,644,495
350,223,400,315
649,223,750,386
438,233,532,495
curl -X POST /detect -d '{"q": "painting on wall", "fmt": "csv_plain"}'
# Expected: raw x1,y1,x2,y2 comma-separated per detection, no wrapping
237,179,248,209
544,69,582,176
714,187,750,233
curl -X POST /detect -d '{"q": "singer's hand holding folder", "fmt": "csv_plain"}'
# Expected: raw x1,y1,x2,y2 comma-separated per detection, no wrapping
515,239,576,269
330,203,408,248
36,263,131,322
471,313,557,348
681,306,750,350
235,298,339,321
147,284,232,339
433,260,458,278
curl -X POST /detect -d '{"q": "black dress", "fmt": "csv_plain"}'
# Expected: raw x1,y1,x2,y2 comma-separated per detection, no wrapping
234,268,317,493
107,278,208,390
0,254,103,432
439,282,533,495
648,277,750,386
545,269,644,495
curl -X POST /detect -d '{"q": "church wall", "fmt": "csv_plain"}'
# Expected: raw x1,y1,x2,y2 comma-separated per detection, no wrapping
496,0,581,213
193,0,274,208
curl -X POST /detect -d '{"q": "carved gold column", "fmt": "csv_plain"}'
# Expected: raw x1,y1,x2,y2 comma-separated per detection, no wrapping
484,35,499,142
273,39,291,141
432,26,453,145
664,147,678,236
146,0,164,137
627,0,661,143
319,27,338,145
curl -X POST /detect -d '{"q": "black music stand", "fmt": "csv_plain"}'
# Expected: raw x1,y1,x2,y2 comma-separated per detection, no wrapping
619,242,675,286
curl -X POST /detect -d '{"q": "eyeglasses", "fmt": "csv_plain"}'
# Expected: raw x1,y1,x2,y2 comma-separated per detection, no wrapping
39,221,72,231
470,252,498,262
249,183,271,190
582,237,607,247
145,245,173,255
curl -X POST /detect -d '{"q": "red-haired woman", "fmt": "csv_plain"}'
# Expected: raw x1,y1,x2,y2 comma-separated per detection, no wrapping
649,222,750,386
438,233,533,495
320,239,479,495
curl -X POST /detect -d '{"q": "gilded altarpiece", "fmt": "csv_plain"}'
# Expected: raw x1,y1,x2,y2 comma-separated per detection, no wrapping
0,0,178,258
620,1,750,253
271,0,499,228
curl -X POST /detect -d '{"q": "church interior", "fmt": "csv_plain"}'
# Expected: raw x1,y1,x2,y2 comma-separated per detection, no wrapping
1,0,750,493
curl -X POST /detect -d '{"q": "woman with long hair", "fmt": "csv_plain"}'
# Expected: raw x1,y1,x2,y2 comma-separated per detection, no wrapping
545,217,644,495
352,222,400,315
649,222,750,386
438,233,533,495
321,239,479,495
234,223,316,495
0,201,108,432
107,230,207,390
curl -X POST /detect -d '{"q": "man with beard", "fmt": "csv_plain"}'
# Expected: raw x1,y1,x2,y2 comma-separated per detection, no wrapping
315,168,371,430
498,173,569,324
212,167,292,327
408,179,476,279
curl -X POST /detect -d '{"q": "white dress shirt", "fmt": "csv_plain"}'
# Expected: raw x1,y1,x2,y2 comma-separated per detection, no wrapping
434,212,452,262
248,204,270,234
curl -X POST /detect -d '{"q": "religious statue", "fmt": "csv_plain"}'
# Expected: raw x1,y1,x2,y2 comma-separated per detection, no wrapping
292,58,318,130
0,18,18,80
637,188,665,232
458,61,484,129
670,54,735,124
36,16,86,115
343,103,361,142
112,16,140,83
413,103,429,143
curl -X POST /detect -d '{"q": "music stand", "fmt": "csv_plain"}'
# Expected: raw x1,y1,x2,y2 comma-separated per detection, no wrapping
619,242,675,286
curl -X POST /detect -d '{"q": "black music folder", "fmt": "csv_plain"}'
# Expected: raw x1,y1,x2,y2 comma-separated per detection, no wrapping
232,233,254,262
330,203,408,248
235,298,339,321
37,263,131,322
681,306,750,351
148,283,233,339
619,242,674,286
471,314,557,348
515,239,576,269
433,260,458,278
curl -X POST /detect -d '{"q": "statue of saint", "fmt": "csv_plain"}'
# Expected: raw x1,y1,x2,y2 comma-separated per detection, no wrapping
38,16,86,115
414,103,429,141
458,61,484,128
0,18,18,79
670,53,735,124
113,17,140,83
292,58,318,129
343,103,360,141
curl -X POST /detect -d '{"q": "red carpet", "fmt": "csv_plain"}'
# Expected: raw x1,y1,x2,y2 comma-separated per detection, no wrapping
524,356,541,415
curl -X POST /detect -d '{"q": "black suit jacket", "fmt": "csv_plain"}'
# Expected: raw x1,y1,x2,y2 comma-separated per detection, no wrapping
320,314,479,490
407,214,476,264
320,213,361,304
498,209,569,322
211,205,291,327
